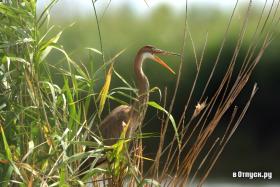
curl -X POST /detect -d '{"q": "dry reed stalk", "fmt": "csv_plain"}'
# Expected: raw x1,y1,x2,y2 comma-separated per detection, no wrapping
145,1,279,186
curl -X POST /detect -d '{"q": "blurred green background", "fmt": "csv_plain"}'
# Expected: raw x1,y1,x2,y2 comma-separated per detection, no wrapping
42,0,280,183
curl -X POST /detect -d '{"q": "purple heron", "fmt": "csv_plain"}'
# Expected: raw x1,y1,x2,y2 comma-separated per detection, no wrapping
80,45,178,173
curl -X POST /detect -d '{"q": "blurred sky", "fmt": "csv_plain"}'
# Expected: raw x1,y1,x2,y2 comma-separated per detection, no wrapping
38,0,273,17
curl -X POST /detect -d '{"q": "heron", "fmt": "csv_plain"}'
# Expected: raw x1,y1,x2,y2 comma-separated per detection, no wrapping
80,45,178,174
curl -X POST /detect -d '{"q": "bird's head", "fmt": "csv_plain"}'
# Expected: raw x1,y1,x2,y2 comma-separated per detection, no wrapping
138,45,180,74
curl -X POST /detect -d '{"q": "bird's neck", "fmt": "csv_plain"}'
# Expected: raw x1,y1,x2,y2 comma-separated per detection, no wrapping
134,52,150,102
127,51,150,137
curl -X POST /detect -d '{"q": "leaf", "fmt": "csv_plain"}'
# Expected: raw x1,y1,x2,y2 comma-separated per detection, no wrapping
106,95,128,105
51,45,88,80
63,77,76,131
110,90,137,102
134,154,154,162
81,167,107,182
93,48,126,78
148,101,181,147
37,31,63,63
2,56,30,66
86,47,102,55
98,63,114,116
0,125,12,160
37,0,58,25
113,69,134,89
61,149,104,165
0,125,25,181
38,25,55,44
59,164,69,187
0,3,30,20
0,38,33,49
1,164,13,187
150,87,162,100
105,121,131,176
139,179,160,187
17,163,39,177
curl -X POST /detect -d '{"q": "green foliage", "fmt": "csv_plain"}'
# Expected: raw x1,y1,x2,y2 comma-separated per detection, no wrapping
148,101,180,147
0,0,157,185
0,0,101,185
107,122,129,180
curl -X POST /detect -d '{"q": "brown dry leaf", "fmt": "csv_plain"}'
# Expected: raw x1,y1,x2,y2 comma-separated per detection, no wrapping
98,63,114,116
192,99,207,118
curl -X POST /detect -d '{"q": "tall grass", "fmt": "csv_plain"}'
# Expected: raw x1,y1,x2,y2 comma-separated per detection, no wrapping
0,0,101,185
0,0,279,186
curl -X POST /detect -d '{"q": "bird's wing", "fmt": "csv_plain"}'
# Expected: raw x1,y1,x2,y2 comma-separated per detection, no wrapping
98,105,132,146
80,105,132,175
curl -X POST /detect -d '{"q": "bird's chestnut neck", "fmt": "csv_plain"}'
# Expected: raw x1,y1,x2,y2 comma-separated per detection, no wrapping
134,52,152,95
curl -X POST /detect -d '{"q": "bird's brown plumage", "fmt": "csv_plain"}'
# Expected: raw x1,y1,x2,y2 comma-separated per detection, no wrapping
98,105,132,145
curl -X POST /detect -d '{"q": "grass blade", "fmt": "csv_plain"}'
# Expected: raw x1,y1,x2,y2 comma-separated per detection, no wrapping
148,101,181,147
98,63,114,116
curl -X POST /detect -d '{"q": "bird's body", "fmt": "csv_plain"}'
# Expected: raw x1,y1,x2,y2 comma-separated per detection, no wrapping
80,45,178,174
98,105,132,146
96,46,177,146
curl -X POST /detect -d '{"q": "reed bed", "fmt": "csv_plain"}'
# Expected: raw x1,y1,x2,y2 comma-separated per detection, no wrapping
0,0,279,186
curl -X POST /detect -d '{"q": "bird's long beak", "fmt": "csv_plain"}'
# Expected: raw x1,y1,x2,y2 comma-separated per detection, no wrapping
154,49,181,56
152,55,176,74
152,49,180,74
